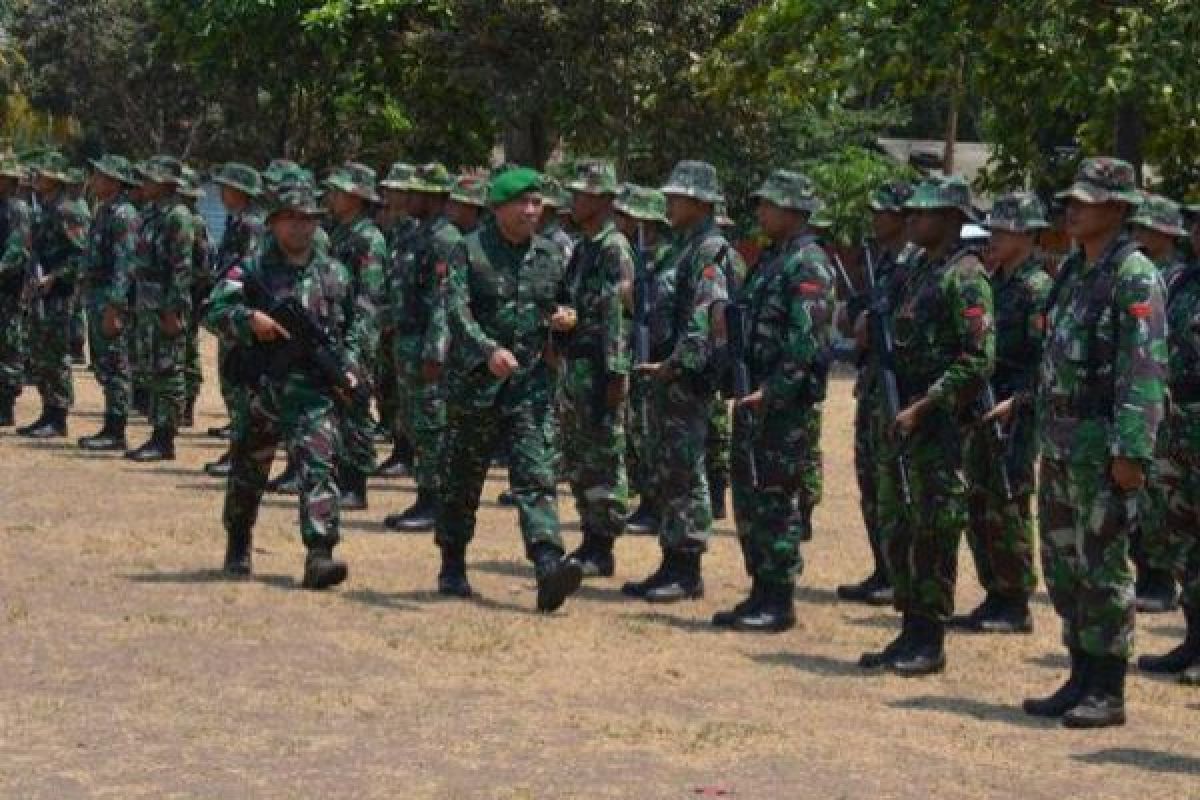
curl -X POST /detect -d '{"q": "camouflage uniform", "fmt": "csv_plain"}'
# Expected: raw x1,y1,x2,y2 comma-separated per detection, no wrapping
377,161,420,467
180,169,215,419
0,159,32,420
204,184,363,588
962,193,1051,618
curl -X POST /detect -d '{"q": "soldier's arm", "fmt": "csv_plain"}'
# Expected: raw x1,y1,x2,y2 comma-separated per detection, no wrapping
105,204,140,312
0,202,31,279
162,207,195,315
925,259,995,411
1111,254,1167,461
766,250,833,406
55,203,91,283
353,228,388,359
602,234,635,376
337,260,369,373
664,242,730,375
421,232,460,365
1012,269,1053,408
445,242,496,370
202,260,257,346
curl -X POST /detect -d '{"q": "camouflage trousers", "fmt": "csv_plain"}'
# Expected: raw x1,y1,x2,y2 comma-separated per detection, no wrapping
963,408,1038,601
377,330,401,445
707,395,731,485
337,393,378,478
223,384,342,548
732,406,822,586
877,413,967,621
1132,423,1177,576
394,344,446,491
625,372,655,504
134,310,187,430
129,310,151,402
216,340,245,431
85,297,131,419
0,295,24,396
853,379,887,571
1144,406,1200,610
29,295,75,409
1039,456,1137,659
650,376,713,552
184,321,203,404
436,380,562,556
559,360,629,540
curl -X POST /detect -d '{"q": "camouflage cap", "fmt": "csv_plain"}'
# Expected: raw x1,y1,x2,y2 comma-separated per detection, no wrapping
88,154,140,187
715,199,735,228
213,162,263,197
449,173,489,207
137,155,187,187
266,183,325,221
809,202,833,230
410,162,453,194
64,167,87,185
904,175,979,221
614,184,668,224
539,176,569,208
567,160,619,196
984,191,1049,234
751,169,820,213
380,162,416,191
324,162,380,203
0,156,23,180
661,160,722,204
1056,157,1143,205
35,150,73,183
1129,193,1186,237
869,180,914,213
178,166,206,200
265,161,315,192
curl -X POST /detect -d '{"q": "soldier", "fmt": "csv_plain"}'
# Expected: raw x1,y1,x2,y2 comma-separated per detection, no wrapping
613,185,670,535
434,167,583,612
322,163,387,510
381,162,457,532
539,177,576,260
621,161,735,603
203,162,266,477
953,192,1052,633
836,181,914,605
77,155,141,451
444,172,488,235
859,176,994,676
123,156,195,462
0,157,33,426
1127,194,1188,614
204,183,362,590
554,162,635,577
64,168,90,366
17,152,90,438
179,167,215,428
1138,201,1200,685
711,170,834,632
1024,158,1166,728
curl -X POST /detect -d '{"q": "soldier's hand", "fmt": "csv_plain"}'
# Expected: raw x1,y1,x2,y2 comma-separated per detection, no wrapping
738,389,764,412
488,347,519,379
983,396,1015,425
894,399,926,437
249,310,290,343
422,360,442,384
605,374,628,409
634,361,673,381
1111,457,1146,492
37,273,56,292
549,305,577,333
159,311,184,337
101,305,124,338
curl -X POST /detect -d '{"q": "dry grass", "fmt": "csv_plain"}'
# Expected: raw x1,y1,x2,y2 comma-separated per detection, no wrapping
0,338,1197,799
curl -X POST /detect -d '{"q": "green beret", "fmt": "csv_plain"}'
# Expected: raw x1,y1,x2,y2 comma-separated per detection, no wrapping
488,167,542,206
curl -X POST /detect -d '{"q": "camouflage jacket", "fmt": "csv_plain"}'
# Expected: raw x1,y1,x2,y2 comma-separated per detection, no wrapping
389,215,461,364
83,193,139,309
134,196,195,315
854,241,921,398
1037,235,1166,463
444,218,566,408
1163,261,1200,460
558,219,635,376
992,256,1052,403
215,208,264,280
0,195,32,295
191,212,217,306
541,220,576,262
203,241,368,381
33,191,90,296
661,217,735,381
891,242,994,413
740,232,836,409
329,212,386,360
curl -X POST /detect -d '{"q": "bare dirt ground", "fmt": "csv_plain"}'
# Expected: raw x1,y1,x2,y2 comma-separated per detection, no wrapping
1,340,1197,799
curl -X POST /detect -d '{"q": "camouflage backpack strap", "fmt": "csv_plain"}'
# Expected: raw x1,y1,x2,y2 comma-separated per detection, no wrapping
463,231,496,321
1081,236,1142,419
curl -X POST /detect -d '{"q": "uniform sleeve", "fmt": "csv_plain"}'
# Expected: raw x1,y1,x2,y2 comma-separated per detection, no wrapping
1111,253,1167,460
202,260,257,347
162,206,195,314
602,233,635,376
925,257,995,411
445,241,496,370
0,202,31,281
53,202,90,283
764,248,834,407
349,226,387,361
1013,269,1052,408
664,241,731,375
422,230,460,364
337,259,368,372
104,205,141,311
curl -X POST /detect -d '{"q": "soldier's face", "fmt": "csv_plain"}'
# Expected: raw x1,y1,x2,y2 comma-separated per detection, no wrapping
1064,199,1125,241
906,209,955,247
91,173,119,201
871,211,905,241
985,229,1032,269
446,200,480,232
220,185,249,212
34,175,59,196
1132,226,1176,261
755,200,803,240
328,189,362,219
493,192,543,243
271,211,319,256
570,191,608,226
666,195,708,230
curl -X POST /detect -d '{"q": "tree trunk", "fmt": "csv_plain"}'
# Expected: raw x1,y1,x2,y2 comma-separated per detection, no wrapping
1114,96,1145,183
942,52,965,174
502,111,556,169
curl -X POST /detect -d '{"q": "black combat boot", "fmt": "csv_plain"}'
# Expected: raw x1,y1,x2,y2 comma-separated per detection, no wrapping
953,593,1033,634
1023,648,1088,717
567,531,615,578
78,414,127,451
204,449,233,478
206,422,231,439
1135,567,1179,614
124,427,175,462
859,615,915,669
437,544,473,597
625,499,658,535
709,475,727,521
532,542,584,613
339,467,368,511
621,549,674,598
25,406,68,438
383,489,438,532
644,550,704,603
1138,604,1200,674
890,615,947,676
301,544,348,590
732,582,796,633
0,391,15,427
712,578,763,628
132,388,150,417
223,527,253,577
837,534,894,605
375,438,412,478
266,457,301,494
1063,656,1127,728
70,337,86,365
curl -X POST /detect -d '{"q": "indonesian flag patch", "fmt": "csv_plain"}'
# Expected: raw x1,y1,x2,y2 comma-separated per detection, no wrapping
703,265,718,281
1128,301,1152,319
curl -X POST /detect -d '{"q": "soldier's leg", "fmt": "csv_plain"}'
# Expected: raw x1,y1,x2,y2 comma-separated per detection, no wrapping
0,298,24,424
182,320,202,425
336,393,378,509
222,397,279,574
506,388,564,557
435,401,502,553
130,316,186,459
1133,438,1179,612
283,395,348,588
70,301,86,363
384,363,445,530
706,395,731,519
78,303,131,449
19,300,72,435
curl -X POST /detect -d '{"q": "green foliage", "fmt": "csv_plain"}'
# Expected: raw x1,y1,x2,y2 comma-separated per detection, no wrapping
801,146,916,247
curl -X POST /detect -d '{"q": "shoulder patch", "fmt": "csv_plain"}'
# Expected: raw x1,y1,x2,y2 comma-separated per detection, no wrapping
703,265,718,280
1127,301,1152,319
963,306,985,319
796,280,823,297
